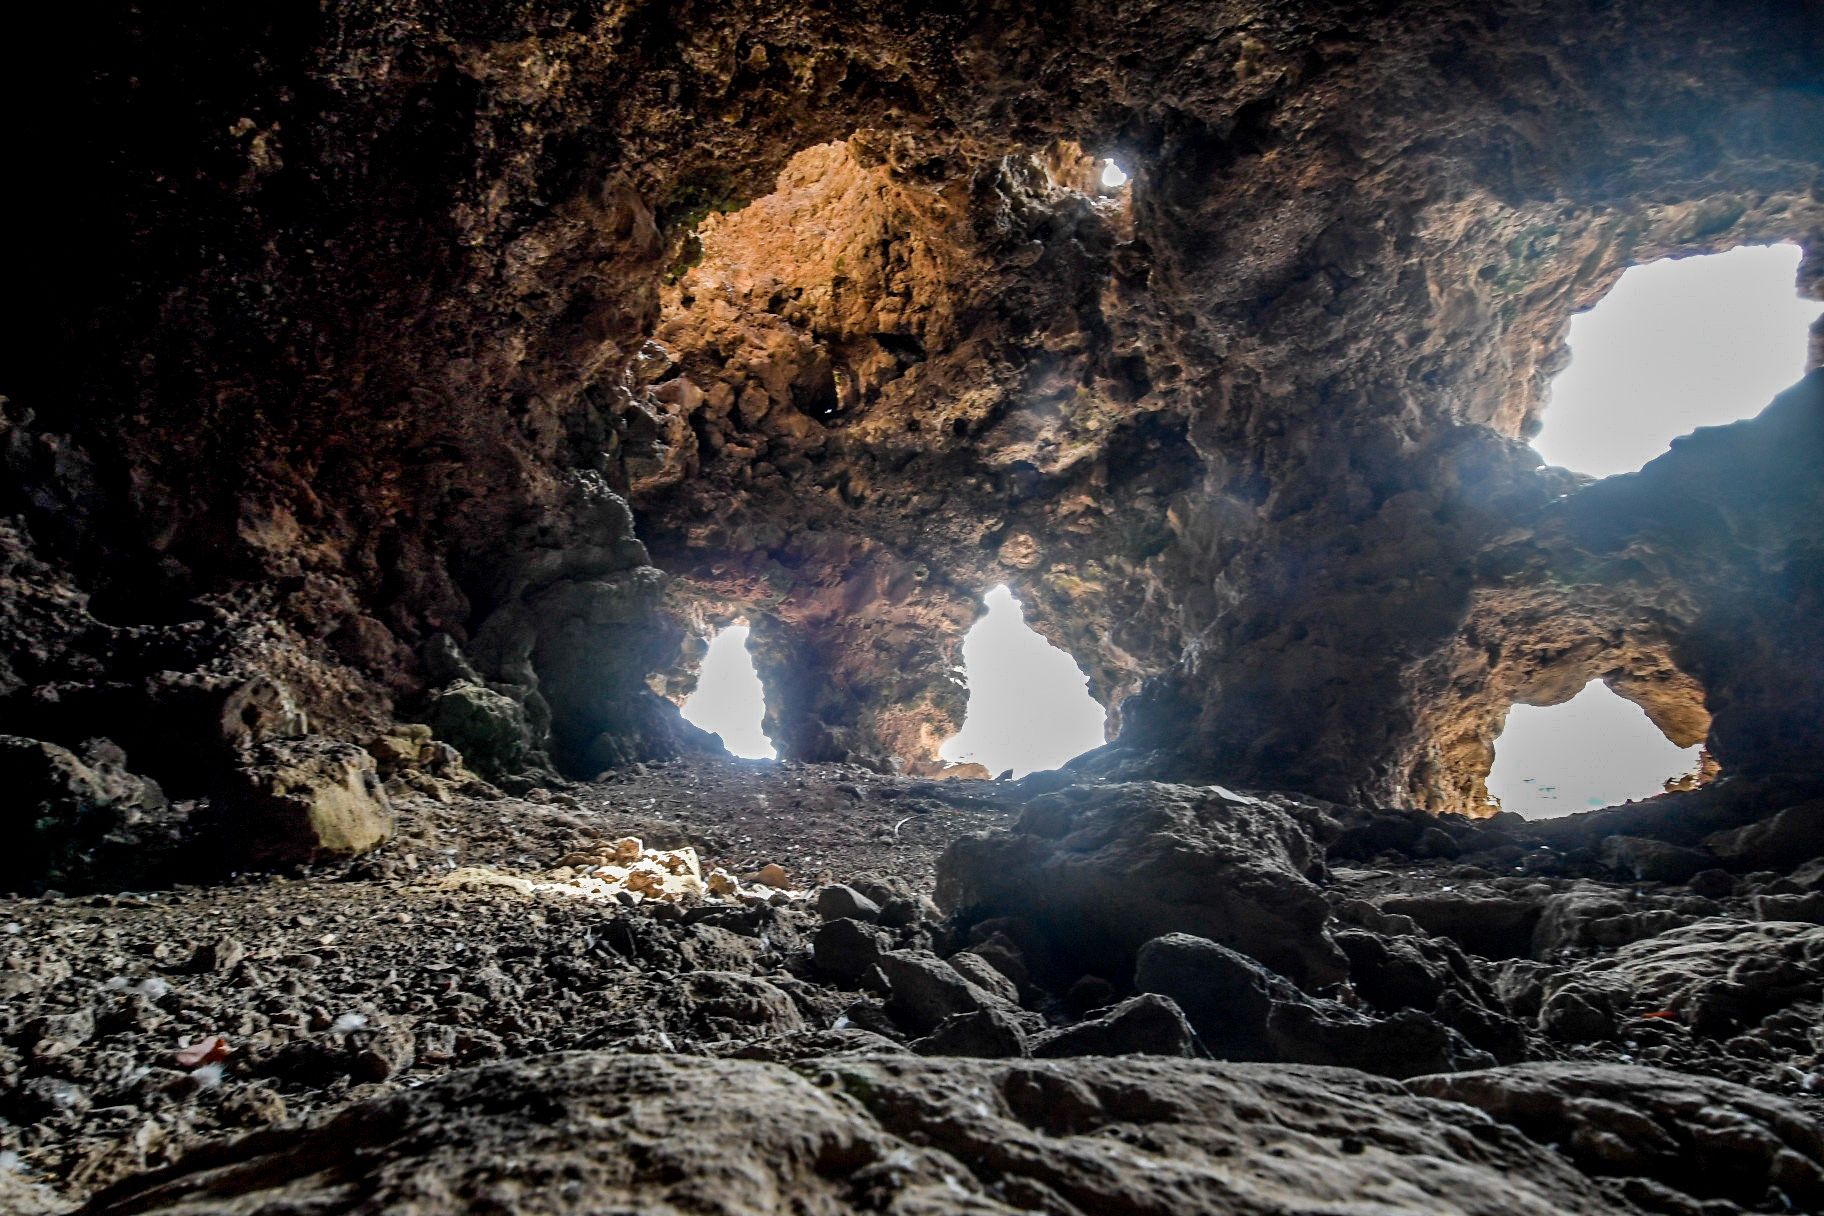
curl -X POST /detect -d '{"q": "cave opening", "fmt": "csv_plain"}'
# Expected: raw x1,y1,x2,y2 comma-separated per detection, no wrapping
1532,244,1822,478
679,623,777,760
1099,159,1130,189
938,585,1107,778
1486,680,1704,818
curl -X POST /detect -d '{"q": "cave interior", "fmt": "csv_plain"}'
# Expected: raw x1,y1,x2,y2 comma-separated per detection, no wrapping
4,2,1824,1213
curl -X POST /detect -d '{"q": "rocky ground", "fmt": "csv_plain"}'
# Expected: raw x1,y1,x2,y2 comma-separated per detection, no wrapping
3,757,1823,1214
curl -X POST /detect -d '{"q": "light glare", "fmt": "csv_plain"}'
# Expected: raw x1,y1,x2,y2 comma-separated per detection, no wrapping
1534,245,1821,478
939,585,1107,777
1487,681,1701,818
679,625,776,760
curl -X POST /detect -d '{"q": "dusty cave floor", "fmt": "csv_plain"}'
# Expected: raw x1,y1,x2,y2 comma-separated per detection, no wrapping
0,757,1022,1201
3,757,1822,1211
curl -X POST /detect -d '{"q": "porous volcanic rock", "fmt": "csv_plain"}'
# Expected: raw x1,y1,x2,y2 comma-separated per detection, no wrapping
1134,932,1491,1077
0,735,168,892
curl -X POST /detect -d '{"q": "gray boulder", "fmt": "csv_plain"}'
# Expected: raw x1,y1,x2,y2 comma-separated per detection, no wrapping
879,949,1016,1036
1030,993,1198,1059
1706,799,1824,872
937,782,1344,987
1408,1062,1824,1211
1136,932,1491,1077
1,735,166,890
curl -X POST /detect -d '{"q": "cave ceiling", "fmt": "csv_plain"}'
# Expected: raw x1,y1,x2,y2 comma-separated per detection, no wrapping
4,0,1823,813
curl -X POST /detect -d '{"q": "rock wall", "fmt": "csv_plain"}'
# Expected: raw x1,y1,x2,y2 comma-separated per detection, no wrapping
4,0,1824,824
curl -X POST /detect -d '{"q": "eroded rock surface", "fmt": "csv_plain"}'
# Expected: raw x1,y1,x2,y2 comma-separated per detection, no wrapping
80,1051,1701,1216
937,782,1343,987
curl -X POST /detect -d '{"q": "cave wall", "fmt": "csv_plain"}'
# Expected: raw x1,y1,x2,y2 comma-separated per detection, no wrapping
5,0,1824,812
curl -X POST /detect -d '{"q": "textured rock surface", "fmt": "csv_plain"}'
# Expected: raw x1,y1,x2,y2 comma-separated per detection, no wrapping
210,737,395,866
937,782,1344,986
3,758,1823,1211
80,1051,1662,1216
1408,1063,1824,1211
1135,932,1491,1077
0,736,168,892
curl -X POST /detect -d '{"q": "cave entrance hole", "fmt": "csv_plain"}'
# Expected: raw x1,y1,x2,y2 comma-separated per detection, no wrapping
1099,159,1130,189
1486,680,1704,818
679,623,777,760
1533,244,1821,478
938,585,1107,778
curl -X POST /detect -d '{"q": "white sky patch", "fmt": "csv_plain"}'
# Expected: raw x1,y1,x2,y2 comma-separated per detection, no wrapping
1534,244,1822,479
679,625,776,760
1487,681,1701,819
939,585,1107,778
1100,160,1129,189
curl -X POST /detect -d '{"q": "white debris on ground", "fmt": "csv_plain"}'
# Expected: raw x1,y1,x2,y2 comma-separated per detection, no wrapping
437,838,794,906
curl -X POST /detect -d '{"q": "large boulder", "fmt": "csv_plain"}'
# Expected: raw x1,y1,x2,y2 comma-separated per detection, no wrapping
1029,993,1198,1059
0,735,166,891
80,1052,1657,1216
425,681,539,779
1375,891,1541,959
214,736,394,865
936,782,1345,987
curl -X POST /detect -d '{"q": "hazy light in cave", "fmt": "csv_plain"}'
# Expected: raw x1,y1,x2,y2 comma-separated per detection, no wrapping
1100,159,1130,189
679,625,776,760
1534,244,1822,478
939,585,1107,778
1487,681,1701,818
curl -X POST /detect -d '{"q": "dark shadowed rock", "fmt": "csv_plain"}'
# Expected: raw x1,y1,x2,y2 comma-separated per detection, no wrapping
1407,1062,1824,1211
814,883,883,922
1376,892,1541,959
938,782,1344,987
1135,933,1491,1077
944,950,1021,1007
212,737,394,866
1333,928,1528,1063
425,682,539,780
681,971,805,1039
912,1008,1029,1059
1599,836,1714,885
1030,993,1197,1059
1,735,167,890
878,950,1012,1036
811,917,889,984
1706,799,1824,872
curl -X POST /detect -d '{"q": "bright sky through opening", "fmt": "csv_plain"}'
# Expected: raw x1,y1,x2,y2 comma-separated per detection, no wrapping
1533,244,1822,478
939,585,1107,778
1100,160,1129,189
1487,681,1701,818
679,625,776,760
